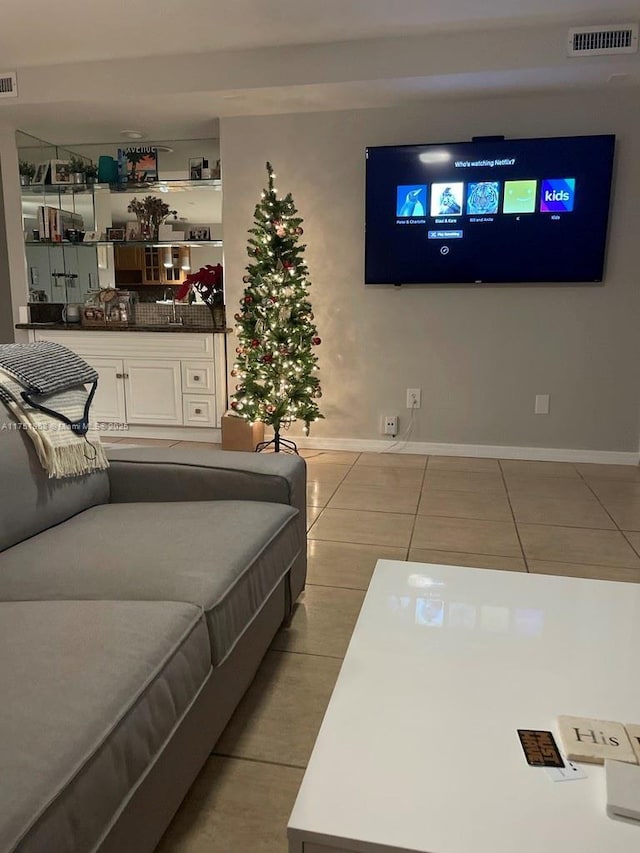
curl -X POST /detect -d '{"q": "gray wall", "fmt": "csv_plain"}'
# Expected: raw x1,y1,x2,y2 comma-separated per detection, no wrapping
0,158,15,343
221,90,640,453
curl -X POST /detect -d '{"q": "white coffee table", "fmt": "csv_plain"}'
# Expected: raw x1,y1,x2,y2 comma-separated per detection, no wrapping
288,560,640,853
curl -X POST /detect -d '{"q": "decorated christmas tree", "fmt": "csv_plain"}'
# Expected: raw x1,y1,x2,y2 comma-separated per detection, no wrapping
230,162,323,452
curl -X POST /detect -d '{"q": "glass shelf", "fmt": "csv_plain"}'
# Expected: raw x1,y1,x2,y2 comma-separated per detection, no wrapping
25,239,223,248
21,179,222,196
21,183,99,196
108,179,222,193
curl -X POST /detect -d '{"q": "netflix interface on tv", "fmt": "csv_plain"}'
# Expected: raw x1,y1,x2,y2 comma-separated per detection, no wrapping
365,135,615,285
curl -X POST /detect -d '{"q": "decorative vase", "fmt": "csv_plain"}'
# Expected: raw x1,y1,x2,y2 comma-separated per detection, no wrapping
209,304,225,330
136,215,156,241
72,172,85,185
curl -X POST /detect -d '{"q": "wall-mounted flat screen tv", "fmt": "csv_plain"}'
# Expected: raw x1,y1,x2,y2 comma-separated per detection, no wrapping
364,134,615,285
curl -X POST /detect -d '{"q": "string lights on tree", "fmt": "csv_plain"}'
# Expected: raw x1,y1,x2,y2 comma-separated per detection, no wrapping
230,162,323,452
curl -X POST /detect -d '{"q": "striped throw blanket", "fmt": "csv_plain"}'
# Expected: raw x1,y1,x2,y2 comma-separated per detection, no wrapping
0,343,108,479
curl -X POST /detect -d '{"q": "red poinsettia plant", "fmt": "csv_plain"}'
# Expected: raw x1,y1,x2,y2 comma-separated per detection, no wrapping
176,264,224,306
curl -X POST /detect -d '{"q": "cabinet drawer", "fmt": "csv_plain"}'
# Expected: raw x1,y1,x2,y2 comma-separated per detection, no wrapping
182,360,214,394
183,395,216,426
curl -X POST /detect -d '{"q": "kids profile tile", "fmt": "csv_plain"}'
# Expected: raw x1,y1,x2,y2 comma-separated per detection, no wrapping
540,178,576,212
503,180,537,214
396,185,427,217
430,183,464,216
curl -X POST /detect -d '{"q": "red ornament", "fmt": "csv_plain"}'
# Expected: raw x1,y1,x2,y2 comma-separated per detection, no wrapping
266,404,275,413
261,354,273,364
296,227,304,235
235,346,244,354
251,339,260,348
312,337,322,346
279,345,289,355
230,400,239,409
244,295,253,304
242,275,251,283
283,261,293,270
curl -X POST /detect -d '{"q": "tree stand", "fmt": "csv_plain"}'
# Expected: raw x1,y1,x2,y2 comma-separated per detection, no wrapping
255,428,299,454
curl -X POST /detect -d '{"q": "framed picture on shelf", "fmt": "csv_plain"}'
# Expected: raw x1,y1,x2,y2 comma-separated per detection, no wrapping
189,158,203,180
83,230,102,242
49,160,70,184
32,162,49,184
119,147,158,184
187,226,211,241
106,227,125,241
125,221,141,241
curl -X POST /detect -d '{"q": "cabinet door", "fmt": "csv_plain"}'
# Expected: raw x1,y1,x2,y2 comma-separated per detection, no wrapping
114,245,143,286
75,245,100,301
48,245,68,302
61,245,82,304
25,245,54,303
142,247,161,283
160,247,191,284
123,359,182,425
86,357,127,425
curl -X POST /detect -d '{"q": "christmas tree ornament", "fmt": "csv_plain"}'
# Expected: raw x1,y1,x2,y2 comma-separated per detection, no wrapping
230,161,323,452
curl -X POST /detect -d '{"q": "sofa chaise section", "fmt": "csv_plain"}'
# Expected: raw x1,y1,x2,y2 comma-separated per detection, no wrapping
0,600,210,853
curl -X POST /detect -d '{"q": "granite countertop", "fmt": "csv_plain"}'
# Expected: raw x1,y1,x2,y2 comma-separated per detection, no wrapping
16,323,231,334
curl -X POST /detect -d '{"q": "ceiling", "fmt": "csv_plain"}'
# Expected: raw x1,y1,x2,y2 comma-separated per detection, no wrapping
0,0,638,142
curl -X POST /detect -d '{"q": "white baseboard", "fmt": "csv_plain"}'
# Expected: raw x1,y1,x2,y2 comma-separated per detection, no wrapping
273,434,639,466
100,426,221,443
100,425,639,466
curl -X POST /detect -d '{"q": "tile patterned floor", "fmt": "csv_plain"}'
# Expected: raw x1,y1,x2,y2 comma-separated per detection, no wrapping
153,449,640,852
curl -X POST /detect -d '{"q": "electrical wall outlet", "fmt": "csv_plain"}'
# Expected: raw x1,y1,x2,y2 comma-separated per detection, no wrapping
382,415,398,436
406,388,421,409
534,394,550,415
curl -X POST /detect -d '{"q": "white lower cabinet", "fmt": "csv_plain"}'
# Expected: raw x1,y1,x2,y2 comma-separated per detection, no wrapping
124,359,183,425
183,394,216,426
87,357,182,426
32,331,225,433
90,357,127,424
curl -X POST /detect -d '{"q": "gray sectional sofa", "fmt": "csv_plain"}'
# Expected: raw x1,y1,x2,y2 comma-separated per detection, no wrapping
0,406,306,853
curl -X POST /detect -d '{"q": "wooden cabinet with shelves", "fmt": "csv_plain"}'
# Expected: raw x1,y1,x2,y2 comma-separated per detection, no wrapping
115,244,191,285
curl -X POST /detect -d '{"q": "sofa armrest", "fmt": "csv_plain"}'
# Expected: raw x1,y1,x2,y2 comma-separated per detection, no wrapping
106,447,305,511
106,446,308,603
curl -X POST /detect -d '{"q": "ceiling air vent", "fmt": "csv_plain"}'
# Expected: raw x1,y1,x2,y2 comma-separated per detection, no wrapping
0,72,17,99
568,24,638,56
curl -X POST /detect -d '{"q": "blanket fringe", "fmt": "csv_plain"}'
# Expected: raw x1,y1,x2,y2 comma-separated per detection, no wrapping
49,438,110,479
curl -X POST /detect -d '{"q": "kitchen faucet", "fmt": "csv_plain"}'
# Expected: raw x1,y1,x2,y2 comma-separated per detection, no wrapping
163,288,183,326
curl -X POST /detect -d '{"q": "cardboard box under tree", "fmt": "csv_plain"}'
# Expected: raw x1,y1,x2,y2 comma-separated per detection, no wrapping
221,412,264,451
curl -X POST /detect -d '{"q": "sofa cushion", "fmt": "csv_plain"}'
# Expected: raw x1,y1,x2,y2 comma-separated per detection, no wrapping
0,599,211,853
0,499,301,664
0,408,109,552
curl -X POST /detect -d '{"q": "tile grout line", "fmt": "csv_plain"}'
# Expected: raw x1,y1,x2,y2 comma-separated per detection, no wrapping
498,459,530,572
269,646,346,661
405,456,430,557
576,470,640,561
577,468,623,530
211,752,307,772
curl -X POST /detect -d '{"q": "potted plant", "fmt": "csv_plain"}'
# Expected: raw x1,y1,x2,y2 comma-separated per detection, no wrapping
19,160,36,186
127,195,177,241
68,156,86,184
84,163,98,184
176,264,225,329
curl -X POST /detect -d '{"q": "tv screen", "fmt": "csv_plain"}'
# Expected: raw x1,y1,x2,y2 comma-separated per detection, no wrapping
364,134,615,285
